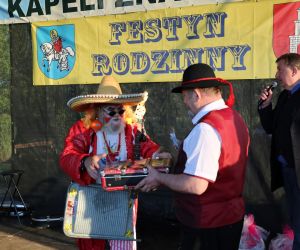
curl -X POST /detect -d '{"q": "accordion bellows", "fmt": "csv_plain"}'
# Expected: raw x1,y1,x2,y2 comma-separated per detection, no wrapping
63,183,135,240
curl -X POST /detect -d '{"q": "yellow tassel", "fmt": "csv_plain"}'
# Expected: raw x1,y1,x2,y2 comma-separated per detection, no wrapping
125,230,133,238
64,223,72,232
69,188,77,197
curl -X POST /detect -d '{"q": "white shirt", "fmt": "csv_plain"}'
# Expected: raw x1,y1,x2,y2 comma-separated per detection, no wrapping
183,99,228,182
96,129,127,161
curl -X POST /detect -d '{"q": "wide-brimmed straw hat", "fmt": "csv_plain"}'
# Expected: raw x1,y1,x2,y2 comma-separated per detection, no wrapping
171,63,235,107
67,76,148,112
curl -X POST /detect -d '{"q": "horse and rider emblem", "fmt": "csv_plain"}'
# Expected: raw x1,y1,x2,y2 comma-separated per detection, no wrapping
37,24,76,79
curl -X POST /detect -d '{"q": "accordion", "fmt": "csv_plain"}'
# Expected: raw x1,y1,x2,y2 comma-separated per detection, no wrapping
100,158,171,191
63,182,136,240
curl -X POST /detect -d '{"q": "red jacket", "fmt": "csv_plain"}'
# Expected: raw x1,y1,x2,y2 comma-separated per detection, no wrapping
59,120,159,250
59,120,159,185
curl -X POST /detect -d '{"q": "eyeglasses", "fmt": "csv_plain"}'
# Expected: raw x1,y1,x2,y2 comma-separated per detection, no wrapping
104,108,125,117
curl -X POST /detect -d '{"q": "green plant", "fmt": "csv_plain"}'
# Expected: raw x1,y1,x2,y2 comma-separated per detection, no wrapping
0,113,11,161
0,25,11,162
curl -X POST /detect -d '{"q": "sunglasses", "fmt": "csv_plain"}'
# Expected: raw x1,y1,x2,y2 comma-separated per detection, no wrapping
104,108,125,117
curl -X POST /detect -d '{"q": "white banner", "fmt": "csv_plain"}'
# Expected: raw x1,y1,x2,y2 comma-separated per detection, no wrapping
0,0,243,24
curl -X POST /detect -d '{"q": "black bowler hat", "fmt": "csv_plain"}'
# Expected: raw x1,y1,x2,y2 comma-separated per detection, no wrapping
172,63,235,107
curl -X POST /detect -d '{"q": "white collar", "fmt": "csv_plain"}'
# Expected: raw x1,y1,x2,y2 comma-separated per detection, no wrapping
192,99,228,125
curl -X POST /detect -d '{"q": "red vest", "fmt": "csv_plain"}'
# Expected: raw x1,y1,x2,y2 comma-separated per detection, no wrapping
175,108,250,228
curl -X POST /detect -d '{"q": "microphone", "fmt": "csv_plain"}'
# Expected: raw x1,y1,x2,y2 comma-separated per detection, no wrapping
258,81,278,106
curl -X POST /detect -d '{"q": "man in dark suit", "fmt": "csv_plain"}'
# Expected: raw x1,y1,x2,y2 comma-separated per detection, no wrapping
258,53,300,250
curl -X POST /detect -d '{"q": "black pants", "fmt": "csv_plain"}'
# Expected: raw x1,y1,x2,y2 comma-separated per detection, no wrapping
179,219,244,250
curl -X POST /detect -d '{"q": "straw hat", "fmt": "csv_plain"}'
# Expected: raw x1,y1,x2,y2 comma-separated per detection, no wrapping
67,76,148,112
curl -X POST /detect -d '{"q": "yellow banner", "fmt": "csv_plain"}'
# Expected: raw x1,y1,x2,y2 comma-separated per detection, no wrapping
32,0,300,85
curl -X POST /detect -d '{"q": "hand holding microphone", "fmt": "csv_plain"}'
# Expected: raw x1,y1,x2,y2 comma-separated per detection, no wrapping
258,81,278,107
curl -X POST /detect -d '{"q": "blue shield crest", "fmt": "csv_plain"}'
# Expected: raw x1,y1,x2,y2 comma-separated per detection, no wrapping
37,24,76,79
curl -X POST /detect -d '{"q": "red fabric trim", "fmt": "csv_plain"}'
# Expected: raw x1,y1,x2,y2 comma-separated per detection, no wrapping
182,77,235,107
77,238,105,250
182,77,222,85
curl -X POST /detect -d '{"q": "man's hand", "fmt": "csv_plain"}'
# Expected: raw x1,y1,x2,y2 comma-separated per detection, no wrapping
83,154,106,179
135,167,161,192
259,86,274,108
152,147,172,160
136,168,209,195
155,152,172,159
